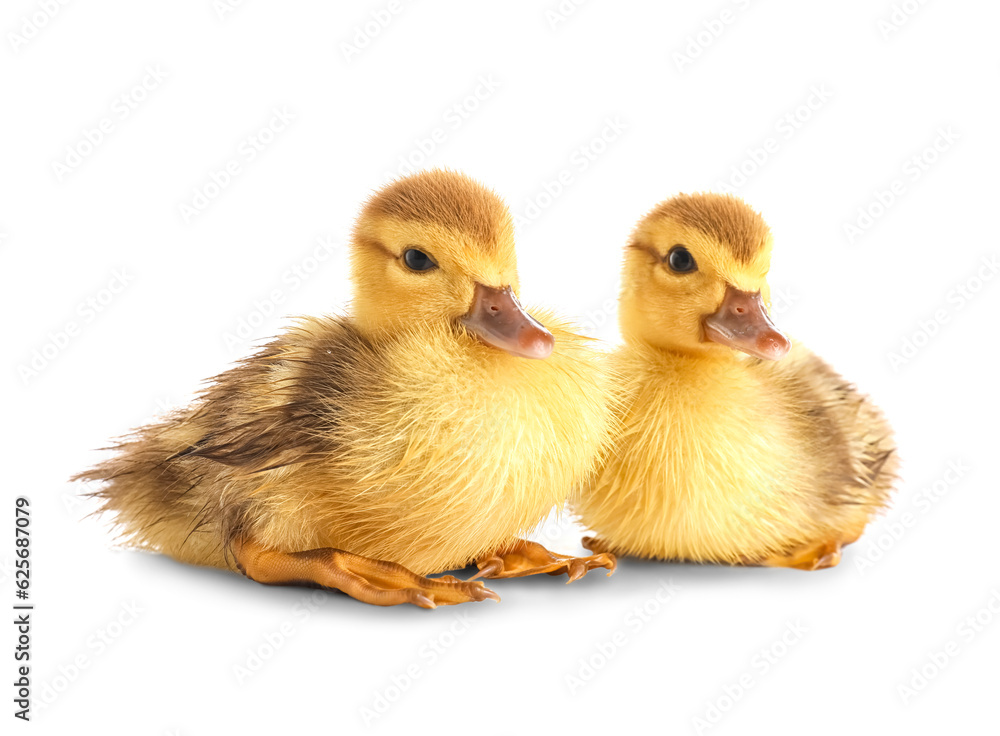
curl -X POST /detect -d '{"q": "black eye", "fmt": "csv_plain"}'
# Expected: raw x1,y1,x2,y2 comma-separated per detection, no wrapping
667,245,697,273
403,248,437,272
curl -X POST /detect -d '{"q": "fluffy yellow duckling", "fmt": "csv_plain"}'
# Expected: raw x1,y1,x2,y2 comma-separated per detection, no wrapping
77,170,614,607
575,193,897,570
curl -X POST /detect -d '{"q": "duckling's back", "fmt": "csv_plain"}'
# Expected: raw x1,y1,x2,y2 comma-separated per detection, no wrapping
75,317,375,569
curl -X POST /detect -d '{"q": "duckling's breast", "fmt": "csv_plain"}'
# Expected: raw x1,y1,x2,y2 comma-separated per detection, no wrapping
282,316,611,575
576,348,824,563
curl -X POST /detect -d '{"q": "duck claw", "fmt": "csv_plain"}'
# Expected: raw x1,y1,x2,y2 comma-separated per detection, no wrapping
473,539,617,582
232,539,500,608
755,540,844,571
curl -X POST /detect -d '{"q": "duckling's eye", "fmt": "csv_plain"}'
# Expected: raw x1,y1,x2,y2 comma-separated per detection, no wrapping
402,248,437,272
666,245,697,274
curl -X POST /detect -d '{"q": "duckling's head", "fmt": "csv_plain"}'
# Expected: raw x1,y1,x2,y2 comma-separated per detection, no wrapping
350,169,552,359
619,192,790,360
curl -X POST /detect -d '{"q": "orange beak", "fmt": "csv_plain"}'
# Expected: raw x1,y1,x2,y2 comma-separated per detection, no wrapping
703,285,790,360
460,283,554,359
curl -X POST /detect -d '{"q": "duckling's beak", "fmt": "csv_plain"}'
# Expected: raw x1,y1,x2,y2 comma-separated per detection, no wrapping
703,285,790,360
460,283,554,359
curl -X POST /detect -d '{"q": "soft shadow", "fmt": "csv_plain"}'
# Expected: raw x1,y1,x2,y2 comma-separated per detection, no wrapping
472,554,846,600
121,545,846,621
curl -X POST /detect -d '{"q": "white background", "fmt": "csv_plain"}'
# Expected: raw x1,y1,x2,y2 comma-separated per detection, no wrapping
3,1,998,734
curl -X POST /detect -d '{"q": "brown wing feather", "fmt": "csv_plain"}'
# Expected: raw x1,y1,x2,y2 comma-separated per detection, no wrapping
762,347,898,510
74,316,370,566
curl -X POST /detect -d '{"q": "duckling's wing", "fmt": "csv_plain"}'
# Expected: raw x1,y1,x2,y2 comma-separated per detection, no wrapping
759,344,897,509
173,315,371,475
75,315,373,565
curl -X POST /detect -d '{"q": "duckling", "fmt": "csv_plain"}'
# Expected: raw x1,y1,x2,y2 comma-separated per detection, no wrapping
76,170,615,607
574,193,897,570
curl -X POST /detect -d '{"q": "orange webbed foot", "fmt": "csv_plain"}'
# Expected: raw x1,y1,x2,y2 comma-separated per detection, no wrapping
233,538,500,608
471,539,616,583
757,540,843,571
